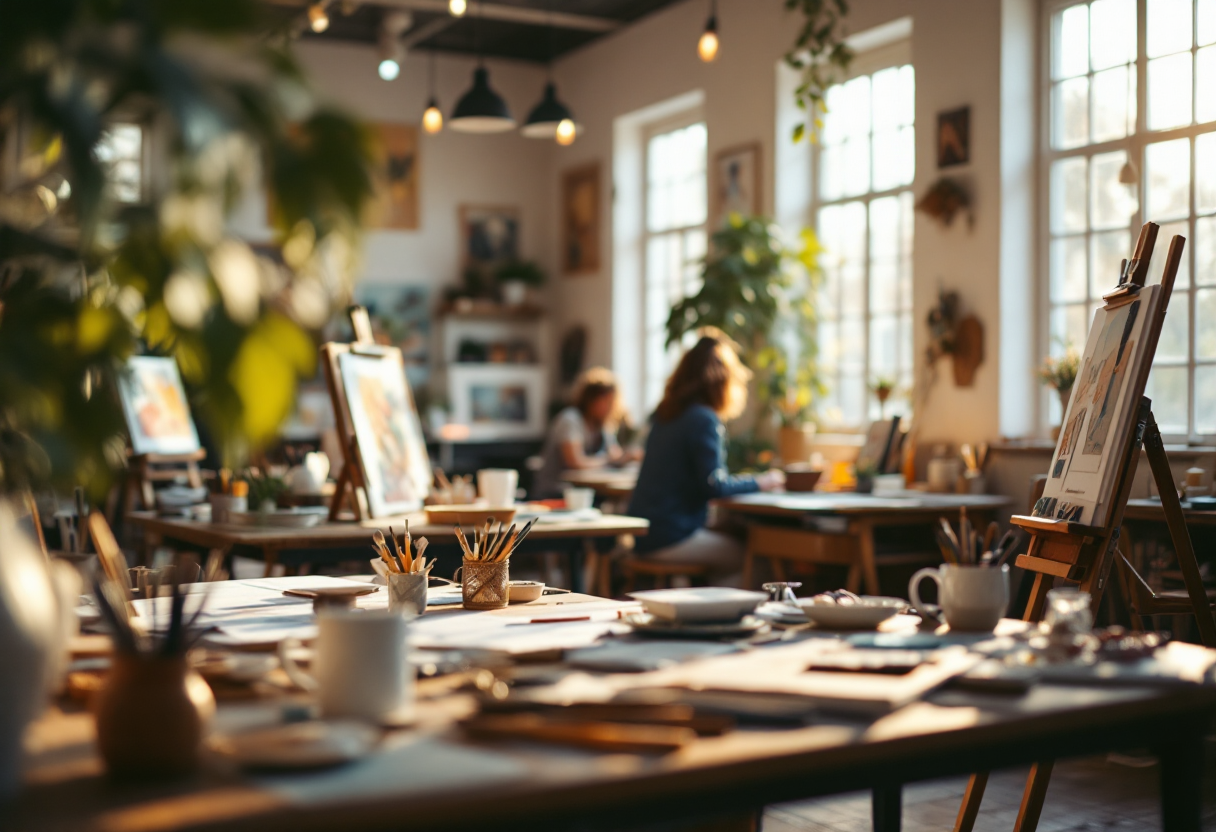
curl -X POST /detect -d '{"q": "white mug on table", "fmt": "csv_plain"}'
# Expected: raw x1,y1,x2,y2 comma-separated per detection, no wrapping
478,468,518,506
909,563,1009,632
280,609,413,722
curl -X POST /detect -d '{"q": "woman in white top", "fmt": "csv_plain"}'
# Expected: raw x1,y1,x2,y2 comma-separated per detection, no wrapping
533,368,630,499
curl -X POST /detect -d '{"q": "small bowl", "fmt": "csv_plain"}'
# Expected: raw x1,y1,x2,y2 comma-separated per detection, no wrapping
795,596,905,629
508,580,545,603
783,465,823,493
423,505,517,526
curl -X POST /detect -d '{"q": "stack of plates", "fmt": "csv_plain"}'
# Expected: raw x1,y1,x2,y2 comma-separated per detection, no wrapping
625,588,769,639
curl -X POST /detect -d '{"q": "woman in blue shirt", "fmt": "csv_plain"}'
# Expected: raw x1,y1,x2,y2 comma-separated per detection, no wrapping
627,330,783,584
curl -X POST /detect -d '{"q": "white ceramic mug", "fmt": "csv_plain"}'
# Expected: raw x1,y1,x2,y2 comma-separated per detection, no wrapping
562,486,595,511
909,564,1009,632
280,609,413,722
477,468,518,506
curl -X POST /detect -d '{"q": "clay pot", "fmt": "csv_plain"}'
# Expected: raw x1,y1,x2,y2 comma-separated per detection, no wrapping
93,653,215,779
777,425,813,465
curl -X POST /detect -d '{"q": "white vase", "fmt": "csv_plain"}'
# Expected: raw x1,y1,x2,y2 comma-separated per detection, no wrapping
0,500,64,800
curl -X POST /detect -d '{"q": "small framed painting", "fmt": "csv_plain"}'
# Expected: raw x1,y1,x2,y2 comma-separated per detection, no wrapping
936,106,970,168
460,204,520,269
116,356,201,456
561,162,600,275
368,123,419,230
449,365,546,441
712,142,761,226
337,349,431,517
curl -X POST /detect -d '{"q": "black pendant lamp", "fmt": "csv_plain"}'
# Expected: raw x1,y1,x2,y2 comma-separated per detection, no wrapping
449,4,515,133
522,82,580,143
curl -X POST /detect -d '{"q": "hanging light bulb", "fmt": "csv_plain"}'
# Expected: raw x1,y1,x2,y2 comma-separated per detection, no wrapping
698,0,719,62
308,2,330,33
376,11,410,81
522,81,580,141
378,54,401,80
449,0,467,16
423,98,444,133
555,118,577,146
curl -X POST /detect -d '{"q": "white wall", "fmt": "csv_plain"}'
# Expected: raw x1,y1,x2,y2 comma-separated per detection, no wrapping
546,0,1025,450
231,41,556,294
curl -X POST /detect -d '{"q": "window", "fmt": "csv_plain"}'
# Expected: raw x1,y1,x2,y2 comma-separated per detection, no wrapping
814,61,915,427
641,120,708,411
95,123,146,204
1044,0,1216,438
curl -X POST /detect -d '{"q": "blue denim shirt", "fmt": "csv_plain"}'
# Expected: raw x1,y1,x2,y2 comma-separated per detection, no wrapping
627,404,759,552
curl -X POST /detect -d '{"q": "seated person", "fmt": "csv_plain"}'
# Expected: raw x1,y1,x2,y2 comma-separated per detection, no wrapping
533,367,631,499
627,330,782,585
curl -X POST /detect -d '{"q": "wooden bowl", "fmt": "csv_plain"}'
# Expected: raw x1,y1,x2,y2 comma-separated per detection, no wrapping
423,505,518,526
783,465,823,493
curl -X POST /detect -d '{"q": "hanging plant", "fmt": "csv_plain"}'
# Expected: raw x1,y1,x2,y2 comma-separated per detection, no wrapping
784,0,855,143
916,177,974,228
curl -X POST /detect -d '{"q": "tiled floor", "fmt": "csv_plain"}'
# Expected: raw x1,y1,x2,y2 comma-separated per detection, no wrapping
763,754,1216,831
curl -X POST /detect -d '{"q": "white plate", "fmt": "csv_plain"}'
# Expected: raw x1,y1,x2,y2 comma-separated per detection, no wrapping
208,720,379,769
622,613,768,639
795,596,906,630
628,587,767,623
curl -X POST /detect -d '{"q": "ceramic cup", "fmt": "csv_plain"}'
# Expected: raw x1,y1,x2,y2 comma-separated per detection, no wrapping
562,486,595,511
477,469,518,506
386,572,428,616
909,563,1009,632
280,609,412,723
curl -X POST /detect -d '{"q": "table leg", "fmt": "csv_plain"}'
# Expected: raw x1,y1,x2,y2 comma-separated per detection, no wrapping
953,772,988,832
583,539,600,596
871,785,901,832
1012,760,1053,832
262,547,280,578
1158,730,1204,832
857,520,880,596
567,540,586,593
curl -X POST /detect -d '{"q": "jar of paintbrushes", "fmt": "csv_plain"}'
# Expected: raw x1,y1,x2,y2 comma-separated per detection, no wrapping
453,518,534,610
370,524,435,616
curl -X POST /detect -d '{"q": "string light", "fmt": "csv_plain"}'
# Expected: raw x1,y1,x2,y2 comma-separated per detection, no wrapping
308,2,329,32
698,0,719,62
449,0,467,16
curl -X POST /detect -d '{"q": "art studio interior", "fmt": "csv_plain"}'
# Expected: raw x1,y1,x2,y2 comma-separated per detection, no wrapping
7,1,1216,830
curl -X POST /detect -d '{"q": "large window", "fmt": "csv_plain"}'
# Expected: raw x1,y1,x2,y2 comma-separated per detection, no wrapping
642,120,708,411
814,60,915,427
1045,0,1216,437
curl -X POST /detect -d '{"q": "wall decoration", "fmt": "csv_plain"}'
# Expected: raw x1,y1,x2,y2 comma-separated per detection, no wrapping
460,204,520,269
712,142,760,226
337,350,431,517
369,123,419,230
449,365,546,441
116,356,201,456
561,162,601,275
915,177,972,228
352,283,431,387
936,106,970,168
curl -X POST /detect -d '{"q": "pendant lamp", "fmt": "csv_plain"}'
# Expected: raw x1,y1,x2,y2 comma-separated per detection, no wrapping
422,52,443,134
522,82,580,142
450,66,515,132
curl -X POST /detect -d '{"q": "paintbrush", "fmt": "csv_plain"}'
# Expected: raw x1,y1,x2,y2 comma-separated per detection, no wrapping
455,524,474,560
413,537,429,573
502,518,536,561
982,522,998,555
938,518,961,560
959,508,972,564
933,525,959,565
372,529,400,572
490,523,515,561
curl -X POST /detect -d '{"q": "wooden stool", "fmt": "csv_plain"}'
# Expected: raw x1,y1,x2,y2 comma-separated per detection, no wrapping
619,557,712,592
1117,552,1216,632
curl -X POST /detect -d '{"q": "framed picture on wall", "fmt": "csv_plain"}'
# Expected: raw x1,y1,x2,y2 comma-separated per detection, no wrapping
448,365,546,441
460,204,520,269
936,106,970,168
116,356,201,456
711,142,760,227
369,123,419,230
561,162,600,275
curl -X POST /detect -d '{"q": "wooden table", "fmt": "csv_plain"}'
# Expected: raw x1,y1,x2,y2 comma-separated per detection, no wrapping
12,610,1215,832
128,512,648,591
719,492,1011,594
560,468,638,501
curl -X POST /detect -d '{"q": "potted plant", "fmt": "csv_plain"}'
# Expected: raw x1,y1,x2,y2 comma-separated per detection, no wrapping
494,260,546,306
1038,344,1081,438
871,376,897,419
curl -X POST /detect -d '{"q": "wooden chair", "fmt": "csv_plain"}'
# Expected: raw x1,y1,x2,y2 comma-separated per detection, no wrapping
1117,552,1216,631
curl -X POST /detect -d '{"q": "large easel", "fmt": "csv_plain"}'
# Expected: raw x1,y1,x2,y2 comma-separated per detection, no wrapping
320,306,376,521
953,225,1216,832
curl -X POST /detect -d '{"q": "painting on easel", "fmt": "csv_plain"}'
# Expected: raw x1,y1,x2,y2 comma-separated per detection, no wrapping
1037,287,1161,526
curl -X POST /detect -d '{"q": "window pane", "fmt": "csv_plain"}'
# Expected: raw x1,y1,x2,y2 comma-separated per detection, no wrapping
1147,0,1193,58
870,314,899,376
840,263,865,316
1199,46,1216,123
1148,53,1193,129
1197,216,1216,283
1146,219,1191,286
1198,289,1216,358
872,126,914,191
1145,365,1189,434
841,138,871,197
822,84,848,145
1091,65,1136,141
1053,78,1090,149
1198,133,1216,212
839,75,872,138
1157,292,1189,361
871,260,899,315
1202,0,1216,45
820,144,844,201
871,67,903,131
1146,138,1191,220
1052,303,1092,350
1196,365,1216,433
1055,4,1090,79
1051,156,1088,233
1091,0,1137,70
1052,236,1089,302
1091,150,1137,229
870,196,900,258
1091,230,1130,295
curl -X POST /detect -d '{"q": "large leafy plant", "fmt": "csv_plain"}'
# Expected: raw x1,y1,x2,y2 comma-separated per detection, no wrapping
1,0,376,496
665,214,824,430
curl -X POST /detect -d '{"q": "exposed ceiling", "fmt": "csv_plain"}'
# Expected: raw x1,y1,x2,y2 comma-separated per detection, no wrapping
271,0,689,63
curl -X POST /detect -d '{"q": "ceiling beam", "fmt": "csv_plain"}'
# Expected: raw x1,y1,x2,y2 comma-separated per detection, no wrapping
267,0,620,34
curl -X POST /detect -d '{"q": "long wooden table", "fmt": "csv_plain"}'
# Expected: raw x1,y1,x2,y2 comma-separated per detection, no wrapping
719,492,1012,594
12,596,1215,832
128,512,648,590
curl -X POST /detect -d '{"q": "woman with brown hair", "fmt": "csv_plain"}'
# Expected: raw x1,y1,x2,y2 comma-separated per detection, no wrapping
533,367,634,499
627,329,783,583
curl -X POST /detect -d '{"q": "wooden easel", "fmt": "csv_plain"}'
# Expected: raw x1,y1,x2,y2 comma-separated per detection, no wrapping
320,306,378,522
121,449,207,514
953,225,1216,832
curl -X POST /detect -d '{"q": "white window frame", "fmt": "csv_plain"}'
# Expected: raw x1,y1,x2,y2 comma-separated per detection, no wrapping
639,110,707,414
1039,0,1216,442
810,38,915,429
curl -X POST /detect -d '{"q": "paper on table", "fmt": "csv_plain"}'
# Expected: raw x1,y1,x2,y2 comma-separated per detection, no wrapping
407,600,637,654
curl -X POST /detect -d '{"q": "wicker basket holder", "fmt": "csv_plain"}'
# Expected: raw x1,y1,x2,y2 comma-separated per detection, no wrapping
458,559,509,610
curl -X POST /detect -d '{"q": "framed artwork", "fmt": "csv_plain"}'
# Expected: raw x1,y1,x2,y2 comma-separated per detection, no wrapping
337,349,431,516
460,204,520,269
561,162,600,275
369,123,419,230
1037,286,1163,526
936,106,970,168
116,356,201,456
353,283,431,388
712,142,761,226
449,365,546,441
